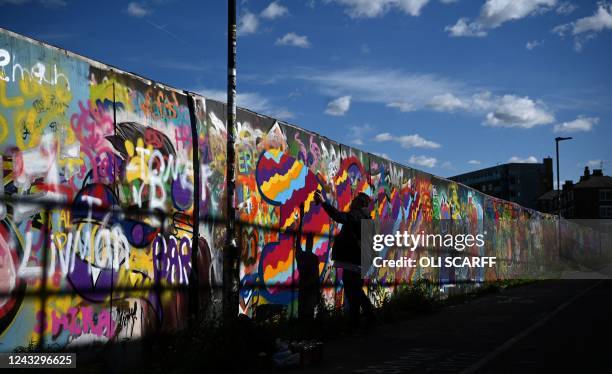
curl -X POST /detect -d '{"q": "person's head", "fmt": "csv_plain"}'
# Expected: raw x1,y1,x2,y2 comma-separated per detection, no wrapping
305,233,314,253
350,192,371,210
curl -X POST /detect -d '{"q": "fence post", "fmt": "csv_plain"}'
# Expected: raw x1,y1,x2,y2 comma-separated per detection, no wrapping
187,95,200,323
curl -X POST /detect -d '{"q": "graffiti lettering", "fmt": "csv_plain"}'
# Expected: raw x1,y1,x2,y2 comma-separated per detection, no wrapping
51,306,115,339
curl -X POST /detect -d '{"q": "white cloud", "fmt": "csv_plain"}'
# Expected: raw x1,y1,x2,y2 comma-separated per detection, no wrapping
375,133,441,149
445,18,487,37
409,155,437,168
333,0,389,17
553,116,598,133
332,0,430,18
297,68,554,129
556,2,576,14
198,88,294,120
271,109,295,121
347,124,374,145
127,2,151,17
441,161,455,170
374,132,394,142
427,91,555,128
446,0,556,37
552,23,572,36
428,93,468,112
386,101,415,112
479,0,556,28
586,159,603,168
238,11,259,35
261,1,289,19
573,4,612,34
397,0,430,16
526,39,543,50
553,3,612,51
276,32,311,48
325,95,351,116
300,68,460,111
237,2,290,37
480,93,554,128
468,160,482,165
373,152,391,159
508,156,538,163
398,134,440,149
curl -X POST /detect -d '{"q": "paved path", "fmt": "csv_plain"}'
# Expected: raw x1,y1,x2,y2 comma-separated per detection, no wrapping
295,280,612,373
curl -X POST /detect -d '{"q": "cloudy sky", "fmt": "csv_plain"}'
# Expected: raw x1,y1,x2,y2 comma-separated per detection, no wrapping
1,0,610,182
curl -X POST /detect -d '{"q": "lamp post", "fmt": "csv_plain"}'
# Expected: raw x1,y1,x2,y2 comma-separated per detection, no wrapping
555,136,572,260
555,136,572,217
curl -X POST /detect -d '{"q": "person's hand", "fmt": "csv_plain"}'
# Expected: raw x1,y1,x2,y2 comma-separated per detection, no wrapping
313,190,323,204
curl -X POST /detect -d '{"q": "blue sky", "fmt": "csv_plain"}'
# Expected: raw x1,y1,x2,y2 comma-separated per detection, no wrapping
1,0,611,183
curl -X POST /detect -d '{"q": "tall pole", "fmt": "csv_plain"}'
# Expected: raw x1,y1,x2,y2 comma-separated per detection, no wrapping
555,136,572,260
555,137,572,217
223,0,238,324
556,140,560,216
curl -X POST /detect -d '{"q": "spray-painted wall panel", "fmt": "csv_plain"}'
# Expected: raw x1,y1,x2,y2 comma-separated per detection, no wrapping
195,98,225,314
0,30,199,350
234,111,347,317
0,31,109,350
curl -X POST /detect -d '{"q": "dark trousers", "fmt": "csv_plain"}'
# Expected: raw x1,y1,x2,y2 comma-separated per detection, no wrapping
298,285,318,322
342,268,374,328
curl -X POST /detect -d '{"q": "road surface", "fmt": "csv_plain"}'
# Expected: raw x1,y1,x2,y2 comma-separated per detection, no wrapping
295,280,612,373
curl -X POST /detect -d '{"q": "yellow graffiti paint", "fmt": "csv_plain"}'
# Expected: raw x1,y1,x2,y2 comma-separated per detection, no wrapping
0,78,25,107
90,78,132,111
335,169,349,185
0,114,8,143
259,161,303,201
125,138,154,183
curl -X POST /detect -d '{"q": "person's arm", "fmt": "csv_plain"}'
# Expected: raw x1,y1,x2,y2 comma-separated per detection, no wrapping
314,190,351,224
295,203,304,259
320,201,350,224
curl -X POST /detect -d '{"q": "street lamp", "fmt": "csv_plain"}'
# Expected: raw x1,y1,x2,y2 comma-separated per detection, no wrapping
555,136,572,261
555,136,572,217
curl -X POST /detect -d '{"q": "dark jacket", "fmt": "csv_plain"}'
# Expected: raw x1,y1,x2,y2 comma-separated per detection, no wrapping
321,202,370,265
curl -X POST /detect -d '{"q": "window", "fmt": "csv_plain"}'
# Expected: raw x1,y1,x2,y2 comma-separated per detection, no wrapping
600,206,612,218
600,189,612,202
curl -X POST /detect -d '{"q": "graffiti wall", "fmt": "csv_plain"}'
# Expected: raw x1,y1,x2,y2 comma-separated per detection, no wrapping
0,29,215,351
0,28,609,351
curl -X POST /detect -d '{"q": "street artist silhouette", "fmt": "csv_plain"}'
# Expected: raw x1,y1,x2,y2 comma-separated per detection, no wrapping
295,203,320,324
314,190,375,330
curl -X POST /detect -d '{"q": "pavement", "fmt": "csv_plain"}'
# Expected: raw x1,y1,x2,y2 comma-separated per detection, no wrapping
294,280,612,373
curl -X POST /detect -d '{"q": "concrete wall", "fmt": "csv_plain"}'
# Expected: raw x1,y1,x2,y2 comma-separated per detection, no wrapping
0,28,607,351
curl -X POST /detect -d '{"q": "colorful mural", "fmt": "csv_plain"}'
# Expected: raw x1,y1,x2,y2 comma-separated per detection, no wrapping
0,30,208,351
0,28,609,352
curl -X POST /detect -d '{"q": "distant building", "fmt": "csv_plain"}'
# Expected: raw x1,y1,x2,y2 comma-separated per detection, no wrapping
449,157,553,210
539,167,612,218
